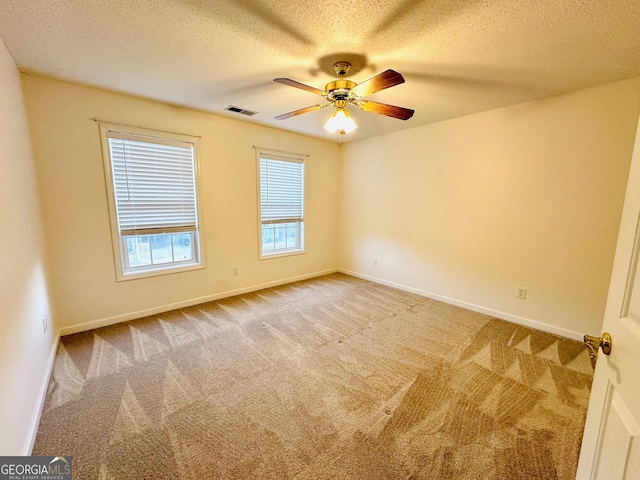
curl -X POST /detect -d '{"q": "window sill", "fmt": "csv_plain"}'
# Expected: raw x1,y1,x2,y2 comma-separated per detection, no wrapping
116,261,205,282
259,248,306,261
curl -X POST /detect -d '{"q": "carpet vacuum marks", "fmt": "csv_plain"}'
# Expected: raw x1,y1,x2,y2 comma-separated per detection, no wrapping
34,273,593,479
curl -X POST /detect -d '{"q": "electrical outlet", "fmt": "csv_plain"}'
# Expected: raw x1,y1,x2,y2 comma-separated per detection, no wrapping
516,287,527,300
373,257,378,266
232,266,239,276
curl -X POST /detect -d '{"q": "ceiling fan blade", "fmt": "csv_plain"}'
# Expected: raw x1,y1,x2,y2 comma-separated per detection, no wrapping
350,69,405,97
354,100,414,120
275,103,329,120
274,78,327,96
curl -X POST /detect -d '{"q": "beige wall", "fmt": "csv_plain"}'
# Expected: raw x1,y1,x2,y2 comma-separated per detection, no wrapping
20,73,640,341
340,78,640,338
0,42,57,454
22,75,340,333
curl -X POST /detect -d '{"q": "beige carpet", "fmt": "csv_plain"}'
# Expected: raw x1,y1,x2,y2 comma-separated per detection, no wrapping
33,273,593,479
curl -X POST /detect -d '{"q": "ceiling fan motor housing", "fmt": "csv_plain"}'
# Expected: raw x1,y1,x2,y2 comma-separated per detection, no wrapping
325,79,357,102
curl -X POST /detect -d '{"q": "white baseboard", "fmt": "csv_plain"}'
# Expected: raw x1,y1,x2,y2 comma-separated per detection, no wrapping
23,330,60,455
340,269,583,341
59,268,339,336
60,266,583,340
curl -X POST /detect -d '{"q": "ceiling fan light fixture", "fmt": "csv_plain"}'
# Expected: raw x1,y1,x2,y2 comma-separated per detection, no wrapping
324,107,357,134
274,60,414,131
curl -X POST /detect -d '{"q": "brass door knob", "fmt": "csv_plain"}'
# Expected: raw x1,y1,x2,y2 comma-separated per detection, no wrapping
583,332,612,367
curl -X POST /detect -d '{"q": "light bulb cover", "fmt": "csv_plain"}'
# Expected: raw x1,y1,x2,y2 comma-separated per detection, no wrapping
324,107,357,134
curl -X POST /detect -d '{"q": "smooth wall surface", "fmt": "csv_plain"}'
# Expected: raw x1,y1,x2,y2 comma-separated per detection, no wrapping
22,75,340,333
339,78,640,338
0,41,57,454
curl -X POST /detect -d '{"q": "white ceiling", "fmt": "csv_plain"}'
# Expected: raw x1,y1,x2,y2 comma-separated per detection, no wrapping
1,0,639,143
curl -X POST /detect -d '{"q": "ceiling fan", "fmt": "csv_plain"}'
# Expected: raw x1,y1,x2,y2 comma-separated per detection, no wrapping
274,61,414,134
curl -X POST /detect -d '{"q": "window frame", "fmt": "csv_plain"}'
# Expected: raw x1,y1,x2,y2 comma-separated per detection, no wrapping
256,148,307,260
99,122,205,281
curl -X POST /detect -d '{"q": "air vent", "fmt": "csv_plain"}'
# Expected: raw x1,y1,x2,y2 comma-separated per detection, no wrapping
225,105,258,116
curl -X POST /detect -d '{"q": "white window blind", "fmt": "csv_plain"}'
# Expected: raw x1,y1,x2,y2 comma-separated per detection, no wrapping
109,137,197,235
259,157,304,224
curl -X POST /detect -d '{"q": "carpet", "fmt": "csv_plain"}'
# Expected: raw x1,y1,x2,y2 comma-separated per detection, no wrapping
33,273,593,479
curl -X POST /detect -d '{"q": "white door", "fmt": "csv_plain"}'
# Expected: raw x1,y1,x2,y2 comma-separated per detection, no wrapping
576,116,640,479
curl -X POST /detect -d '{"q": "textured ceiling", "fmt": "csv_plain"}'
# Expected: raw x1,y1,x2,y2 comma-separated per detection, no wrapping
1,0,639,143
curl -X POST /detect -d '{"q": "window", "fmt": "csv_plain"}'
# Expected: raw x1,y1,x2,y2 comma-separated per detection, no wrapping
257,149,305,258
99,123,203,280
